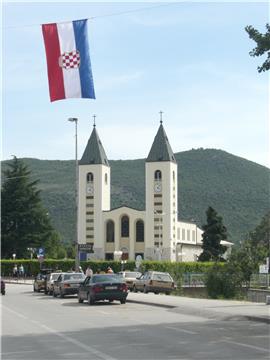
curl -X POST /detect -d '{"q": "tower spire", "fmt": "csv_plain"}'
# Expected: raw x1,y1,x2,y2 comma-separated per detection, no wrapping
93,114,96,128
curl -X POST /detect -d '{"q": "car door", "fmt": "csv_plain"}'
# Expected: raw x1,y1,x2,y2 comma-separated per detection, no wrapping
54,274,62,294
136,273,147,291
80,276,91,299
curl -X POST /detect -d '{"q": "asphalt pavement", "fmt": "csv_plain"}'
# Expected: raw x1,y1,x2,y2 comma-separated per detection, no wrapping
4,278,270,324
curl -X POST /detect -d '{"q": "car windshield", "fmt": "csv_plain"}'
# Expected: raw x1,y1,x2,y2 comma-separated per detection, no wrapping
124,272,141,278
64,273,85,281
92,274,121,283
52,273,60,280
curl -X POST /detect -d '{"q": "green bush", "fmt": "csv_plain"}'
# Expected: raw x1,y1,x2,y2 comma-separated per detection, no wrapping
205,263,242,299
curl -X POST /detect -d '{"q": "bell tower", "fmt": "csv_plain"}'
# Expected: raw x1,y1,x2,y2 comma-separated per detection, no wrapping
78,120,110,259
145,112,178,261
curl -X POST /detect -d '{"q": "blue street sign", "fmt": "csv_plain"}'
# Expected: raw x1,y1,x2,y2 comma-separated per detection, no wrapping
38,248,45,256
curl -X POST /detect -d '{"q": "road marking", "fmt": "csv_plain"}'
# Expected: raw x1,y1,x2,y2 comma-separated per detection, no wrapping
221,339,270,353
2,305,28,320
165,326,198,335
2,305,117,360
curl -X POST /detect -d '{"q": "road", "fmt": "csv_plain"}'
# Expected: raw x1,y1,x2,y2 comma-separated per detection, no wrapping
1,284,269,360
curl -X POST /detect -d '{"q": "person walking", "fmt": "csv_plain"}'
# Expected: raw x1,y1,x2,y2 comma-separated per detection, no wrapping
13,264,18,278
19,264,24,278
85,266,93,277
106,267,114,274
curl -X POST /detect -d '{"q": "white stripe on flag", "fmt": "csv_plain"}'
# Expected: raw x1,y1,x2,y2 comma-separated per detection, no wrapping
57,22,82,99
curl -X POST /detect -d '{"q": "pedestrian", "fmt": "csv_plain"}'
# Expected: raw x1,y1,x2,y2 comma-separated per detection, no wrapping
13,264,18,278
85,266,93,277
19,264,24,278
106,266,114,274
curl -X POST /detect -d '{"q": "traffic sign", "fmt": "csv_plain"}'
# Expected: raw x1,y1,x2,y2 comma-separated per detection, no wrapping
38,248,45,256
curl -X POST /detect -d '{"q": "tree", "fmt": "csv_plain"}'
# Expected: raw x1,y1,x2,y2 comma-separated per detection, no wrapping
198,206,227,262
245,23,270,72
1,157,62,258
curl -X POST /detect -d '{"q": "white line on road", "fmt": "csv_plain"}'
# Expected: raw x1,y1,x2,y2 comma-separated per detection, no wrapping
221,339,270,353
2,305,117,360
165,326,198,335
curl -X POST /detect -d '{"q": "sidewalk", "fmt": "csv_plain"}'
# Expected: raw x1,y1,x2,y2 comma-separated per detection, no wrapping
3,277,34,285
128,292,270,324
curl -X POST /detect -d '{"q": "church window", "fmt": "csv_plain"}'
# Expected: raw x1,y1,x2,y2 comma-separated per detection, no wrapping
187,230,190,241
177,228,180,239
182,229,185,241
121,216,129,237
192,230,196,242
154,170,162,181
106,220,115,243
136,220,144,242
173,171,175,182
105,173,108,184
87,172,94,183
105,253,114,260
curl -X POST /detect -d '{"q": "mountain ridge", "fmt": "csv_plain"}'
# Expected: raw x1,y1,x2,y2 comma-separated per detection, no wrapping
2,148,269,245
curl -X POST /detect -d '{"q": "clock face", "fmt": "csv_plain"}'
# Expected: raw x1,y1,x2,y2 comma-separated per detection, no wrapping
86,185,94,195
154,183,162,193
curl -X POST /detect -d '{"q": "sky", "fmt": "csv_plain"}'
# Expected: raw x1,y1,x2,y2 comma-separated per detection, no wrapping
2,1,269,167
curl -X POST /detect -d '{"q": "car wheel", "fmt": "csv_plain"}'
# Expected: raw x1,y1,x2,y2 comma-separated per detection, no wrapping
78,296,83,303
154,291,159,295
165,292,170,295
120,299,126,304
143,286,148,294
87,292,94,305
133,285,137,293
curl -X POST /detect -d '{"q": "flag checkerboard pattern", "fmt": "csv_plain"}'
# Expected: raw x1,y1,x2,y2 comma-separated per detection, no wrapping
42,19,95,102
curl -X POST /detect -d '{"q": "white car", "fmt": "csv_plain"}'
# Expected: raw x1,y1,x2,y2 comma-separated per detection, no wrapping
44,272,62,295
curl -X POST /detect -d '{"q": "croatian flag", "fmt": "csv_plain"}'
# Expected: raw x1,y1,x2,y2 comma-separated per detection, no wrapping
42,19,95,102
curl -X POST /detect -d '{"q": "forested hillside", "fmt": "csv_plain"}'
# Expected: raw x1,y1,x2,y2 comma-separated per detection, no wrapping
2,149,269,245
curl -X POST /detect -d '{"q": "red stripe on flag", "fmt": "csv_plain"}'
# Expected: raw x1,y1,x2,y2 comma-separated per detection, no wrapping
42,23,65,102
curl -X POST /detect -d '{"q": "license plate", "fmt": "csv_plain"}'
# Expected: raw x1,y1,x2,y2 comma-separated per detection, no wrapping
105,286,117,290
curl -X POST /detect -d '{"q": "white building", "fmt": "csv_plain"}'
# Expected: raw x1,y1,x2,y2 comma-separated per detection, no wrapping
78,120,231,261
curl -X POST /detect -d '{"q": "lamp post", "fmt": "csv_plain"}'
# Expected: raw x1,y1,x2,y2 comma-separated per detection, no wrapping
68,117,80,272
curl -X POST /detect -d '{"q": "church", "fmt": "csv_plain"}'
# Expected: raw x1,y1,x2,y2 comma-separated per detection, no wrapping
77,118,231,262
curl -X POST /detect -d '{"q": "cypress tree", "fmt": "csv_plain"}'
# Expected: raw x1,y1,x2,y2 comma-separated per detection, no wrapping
198,206,227,262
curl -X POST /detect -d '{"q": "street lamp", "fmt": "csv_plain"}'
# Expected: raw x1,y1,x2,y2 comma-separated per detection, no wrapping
68,117,80,272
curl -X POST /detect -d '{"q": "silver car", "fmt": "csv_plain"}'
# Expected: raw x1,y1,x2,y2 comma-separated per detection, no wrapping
53,272,85,298
45,272,62,295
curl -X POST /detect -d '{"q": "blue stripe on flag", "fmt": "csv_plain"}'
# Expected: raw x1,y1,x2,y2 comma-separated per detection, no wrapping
73,19,96,99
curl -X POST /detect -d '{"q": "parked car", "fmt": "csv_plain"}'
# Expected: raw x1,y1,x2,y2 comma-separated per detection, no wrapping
53,272,85,298
1,279,6,295
77,274,128,305
44,272,62,295
118,271,142,291
133,271,176,294
33,273,47,292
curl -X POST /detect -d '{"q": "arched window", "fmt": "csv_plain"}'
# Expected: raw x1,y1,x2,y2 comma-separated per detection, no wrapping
106,220,114,243
105,173,108,185
121,216,129,237
136,220,144,242
154,170,162,181
87,172,94,183
173,171,175,182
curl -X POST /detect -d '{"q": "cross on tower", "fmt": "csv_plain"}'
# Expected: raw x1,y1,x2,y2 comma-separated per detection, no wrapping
93,114,96,127
159,111,163,124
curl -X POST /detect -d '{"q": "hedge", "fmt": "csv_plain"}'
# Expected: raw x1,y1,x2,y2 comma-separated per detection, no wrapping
0,259,223,281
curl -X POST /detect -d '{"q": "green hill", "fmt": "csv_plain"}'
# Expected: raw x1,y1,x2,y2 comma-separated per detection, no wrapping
2,149,269,245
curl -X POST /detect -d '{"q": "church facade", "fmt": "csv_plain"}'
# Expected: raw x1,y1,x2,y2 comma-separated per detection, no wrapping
77,121,230,262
